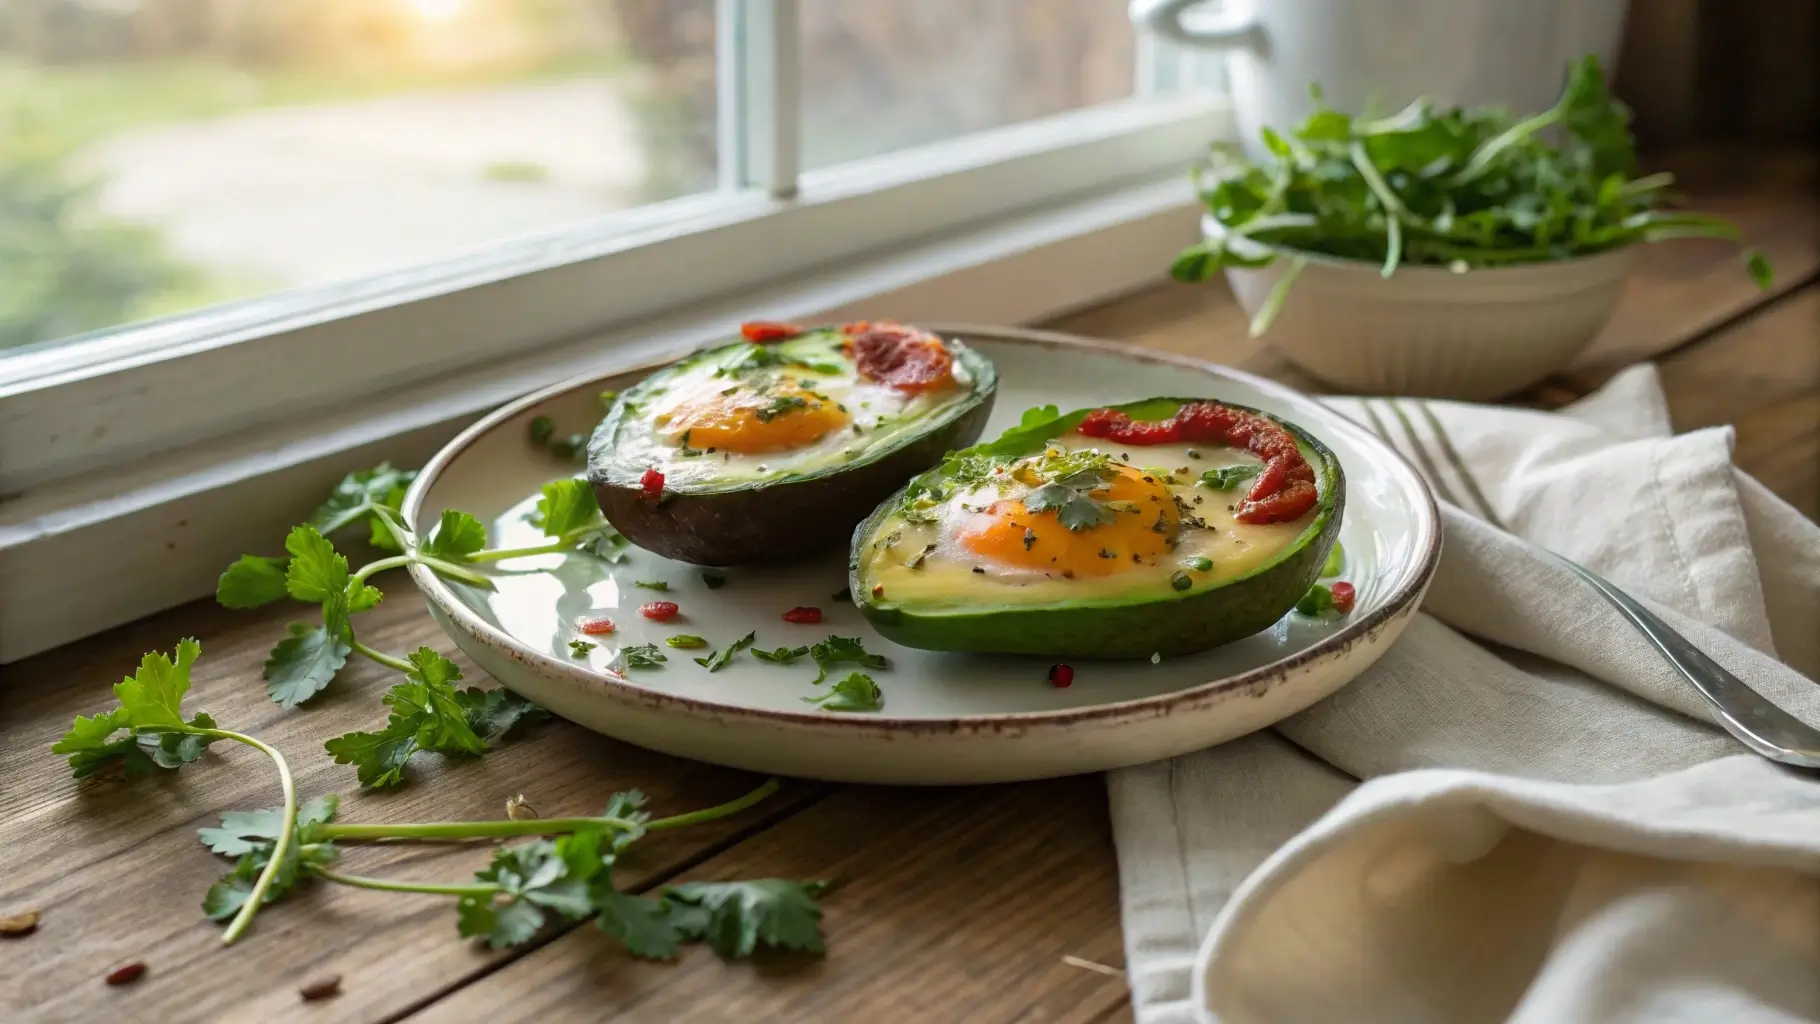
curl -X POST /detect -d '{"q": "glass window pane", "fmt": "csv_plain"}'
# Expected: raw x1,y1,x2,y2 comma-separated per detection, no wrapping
0,0,716,355
799,0,1136,171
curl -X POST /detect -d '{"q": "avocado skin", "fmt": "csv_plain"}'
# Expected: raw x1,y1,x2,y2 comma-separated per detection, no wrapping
591,341,997,566
848,402,1343,658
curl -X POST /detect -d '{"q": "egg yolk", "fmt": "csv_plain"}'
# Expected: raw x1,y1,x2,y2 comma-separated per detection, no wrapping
959,464,1179,577
660,384,849,455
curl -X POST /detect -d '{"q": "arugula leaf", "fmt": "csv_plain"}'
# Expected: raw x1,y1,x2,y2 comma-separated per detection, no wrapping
199,795,341,857
323,648,488,788
808,636,889,684
694,631,756,672
532,479,602,538
804,672,883,712
659,879,827,958
423,509,488,560
263,623,351,708
216,555,291,609
620,644,667,669
455,687,550,743
312,463,415,551
751,645,810,664
1200,464,1261,491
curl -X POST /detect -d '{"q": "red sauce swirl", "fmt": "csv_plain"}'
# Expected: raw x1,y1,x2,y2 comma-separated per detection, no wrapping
842,321,955,392
1075,402,1318,525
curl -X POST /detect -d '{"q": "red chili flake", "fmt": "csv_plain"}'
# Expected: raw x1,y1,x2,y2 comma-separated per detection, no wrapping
1330,581,1356,613
843,320,954,392
105,961,146,986
576,616,617,635
638,601,679,622
1077,401,1318,525
781,606,822,624
740,320,804,343
1048,664,1074,688
639,468,665,499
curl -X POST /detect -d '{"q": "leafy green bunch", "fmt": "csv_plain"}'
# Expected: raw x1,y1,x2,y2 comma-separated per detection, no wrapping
1171,55,1772,335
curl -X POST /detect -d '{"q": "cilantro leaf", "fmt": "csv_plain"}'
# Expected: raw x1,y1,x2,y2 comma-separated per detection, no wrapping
216,555,290,609
569,639,597,657
423,509,488,560
805,672,883,712
533,479,602,538
312,463,415,551
324,648,487,788
51,708,138,778
751,645,810,664
113,637,202,730
694,631,756,672
264,623,351,708
459,830,610,949
204,839,340,921
144,712,220,769
1200,465,1261,491
1023,483,1117,532
199,794,341,857
808,636,888,684
283,525,350,604
659,879,827,958
600,789,651,851
596,889,683,959
455,687,550,743
620,644,667,669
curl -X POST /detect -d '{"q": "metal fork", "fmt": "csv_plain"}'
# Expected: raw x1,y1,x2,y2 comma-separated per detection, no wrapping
1353,397,1820,770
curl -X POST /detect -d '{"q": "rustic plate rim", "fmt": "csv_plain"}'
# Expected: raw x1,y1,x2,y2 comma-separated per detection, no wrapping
403,324,1441,737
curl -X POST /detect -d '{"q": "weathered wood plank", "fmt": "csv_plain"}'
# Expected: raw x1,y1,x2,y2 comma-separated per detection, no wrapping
410,778,1128,1024
0,591,826,1022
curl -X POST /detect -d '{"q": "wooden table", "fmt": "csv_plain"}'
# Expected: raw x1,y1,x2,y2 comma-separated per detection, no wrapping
3,149,1814,1023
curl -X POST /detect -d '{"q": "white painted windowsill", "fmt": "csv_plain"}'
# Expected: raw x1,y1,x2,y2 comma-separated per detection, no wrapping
0,174,1205,662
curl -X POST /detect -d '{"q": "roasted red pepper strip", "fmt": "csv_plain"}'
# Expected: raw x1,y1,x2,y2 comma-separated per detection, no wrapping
639,467,665,499
740,320,804,343
842,320,954,392
1076,402,1318,525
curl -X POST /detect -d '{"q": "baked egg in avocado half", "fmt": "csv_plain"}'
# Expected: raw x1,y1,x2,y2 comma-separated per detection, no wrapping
589,321,997,565
850,398,1343,658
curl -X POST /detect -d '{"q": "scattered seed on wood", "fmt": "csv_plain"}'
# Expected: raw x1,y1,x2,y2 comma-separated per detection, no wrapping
105,961,146,986
0,910,38,937
1060,954,1125,978
505,794,538,820
299,975,343,1001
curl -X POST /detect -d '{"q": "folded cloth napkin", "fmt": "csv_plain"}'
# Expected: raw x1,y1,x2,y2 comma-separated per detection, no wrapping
1110,365,1820,1024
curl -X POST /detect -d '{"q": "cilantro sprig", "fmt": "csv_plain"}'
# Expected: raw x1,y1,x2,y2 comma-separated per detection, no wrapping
1172,56,1771,336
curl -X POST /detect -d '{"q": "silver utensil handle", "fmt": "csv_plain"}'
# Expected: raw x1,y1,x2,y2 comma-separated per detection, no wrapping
1557,557,1820,768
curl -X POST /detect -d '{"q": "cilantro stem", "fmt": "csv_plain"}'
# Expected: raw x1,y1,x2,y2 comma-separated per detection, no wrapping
646,777,781,831
310,867,497,898
318,815,646,842
350,554,414,586
352,641,414,674
465,525,611,563
371,503,412,553
416,554,496,590
193,728,296,945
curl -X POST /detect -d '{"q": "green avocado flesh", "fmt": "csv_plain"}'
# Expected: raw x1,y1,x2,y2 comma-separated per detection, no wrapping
849,397,1344,658
589,327,997,565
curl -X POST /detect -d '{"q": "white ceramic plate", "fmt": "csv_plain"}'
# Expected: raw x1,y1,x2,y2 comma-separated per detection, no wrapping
404,326,1439,784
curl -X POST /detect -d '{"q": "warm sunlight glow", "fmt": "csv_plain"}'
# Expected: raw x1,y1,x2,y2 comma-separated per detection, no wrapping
409,0,465,21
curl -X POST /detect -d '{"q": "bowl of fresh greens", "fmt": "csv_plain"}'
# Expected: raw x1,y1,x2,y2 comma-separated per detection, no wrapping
1171,56,1771,400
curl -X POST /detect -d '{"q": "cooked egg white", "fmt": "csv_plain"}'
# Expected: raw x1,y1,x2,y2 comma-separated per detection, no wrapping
863,436,1317,606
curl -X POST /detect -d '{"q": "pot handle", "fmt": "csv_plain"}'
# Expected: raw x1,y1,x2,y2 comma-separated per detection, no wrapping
1128,0,1260,49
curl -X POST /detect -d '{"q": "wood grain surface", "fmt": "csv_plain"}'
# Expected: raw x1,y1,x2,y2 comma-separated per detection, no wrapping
0,148,1812,1023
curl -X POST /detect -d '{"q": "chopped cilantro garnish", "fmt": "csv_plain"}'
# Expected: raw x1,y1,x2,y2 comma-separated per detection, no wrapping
1200,465,1261,491
694,631,756,671
665,635,708,649
569,639,597,657
634,580,670,592
621,644,667,669
808,636,888,684
752,645,811,664
804,672,883,712
754,395,809,423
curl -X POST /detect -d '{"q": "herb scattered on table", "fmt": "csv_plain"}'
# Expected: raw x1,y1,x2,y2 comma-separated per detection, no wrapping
804,672,883,712
752,645,811,664
1171,55,1773,335
808,636,890,684
695,632,757,671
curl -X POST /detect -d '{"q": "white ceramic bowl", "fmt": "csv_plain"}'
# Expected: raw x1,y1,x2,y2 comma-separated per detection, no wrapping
1211,217,1635,401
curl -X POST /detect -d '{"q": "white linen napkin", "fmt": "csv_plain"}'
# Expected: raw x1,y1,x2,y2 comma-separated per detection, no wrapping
1109,366,1820,1024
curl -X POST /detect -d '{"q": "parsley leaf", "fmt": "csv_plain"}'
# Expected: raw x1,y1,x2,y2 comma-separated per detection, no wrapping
323,648,488,788
1200,465,1261,491
532,479,602,538
804,672,883,712
659,879,828,957
808,636,889,684
263,623,351,708
455,687,550,743
216,555,290,609
423,509,488,560
620,644,667,669
751,645,810,664
312,463,415,552
694,631,756,672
